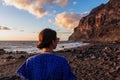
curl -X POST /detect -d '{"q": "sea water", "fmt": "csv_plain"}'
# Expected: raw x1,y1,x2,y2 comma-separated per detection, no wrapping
0,41,89,53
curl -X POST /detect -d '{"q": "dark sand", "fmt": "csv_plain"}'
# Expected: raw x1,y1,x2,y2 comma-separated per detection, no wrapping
0,42,120,80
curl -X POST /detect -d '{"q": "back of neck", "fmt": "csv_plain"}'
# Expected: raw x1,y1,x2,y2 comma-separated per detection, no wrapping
42,48,53,53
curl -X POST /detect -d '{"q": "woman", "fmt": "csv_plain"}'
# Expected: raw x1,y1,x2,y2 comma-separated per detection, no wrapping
17,28,76,80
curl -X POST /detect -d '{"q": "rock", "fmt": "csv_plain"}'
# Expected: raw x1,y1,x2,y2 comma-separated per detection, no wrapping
15,51,27,54
3,59,10,62
69,0,120,42
18,55,26,59
0,75,20,80
5,56,15,59
0,49,6,55
57,42,120,80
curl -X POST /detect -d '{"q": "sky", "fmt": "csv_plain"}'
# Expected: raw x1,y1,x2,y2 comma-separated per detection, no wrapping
0,0,109,41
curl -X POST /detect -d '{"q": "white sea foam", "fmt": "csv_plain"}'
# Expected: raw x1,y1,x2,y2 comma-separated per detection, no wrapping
55,42,89,51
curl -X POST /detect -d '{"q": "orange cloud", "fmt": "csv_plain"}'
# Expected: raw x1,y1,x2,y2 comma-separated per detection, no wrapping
3,0,70,18
55,0,69,7
55,12,88,30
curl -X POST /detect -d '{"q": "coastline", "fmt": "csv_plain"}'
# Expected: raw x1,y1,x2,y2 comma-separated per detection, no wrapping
0,42,120,80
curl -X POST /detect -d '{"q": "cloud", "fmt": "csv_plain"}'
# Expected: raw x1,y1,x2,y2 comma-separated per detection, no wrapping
48,19,53,23
0,26,11,30
73,1,77,5
58,31,72,34
0,26,26,32
3,0,70,18
55,12,88,30
19,30,24,32
54,0,69,7
57,31,73,40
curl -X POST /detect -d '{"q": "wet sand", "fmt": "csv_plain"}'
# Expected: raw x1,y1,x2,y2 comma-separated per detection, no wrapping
0,42,120,80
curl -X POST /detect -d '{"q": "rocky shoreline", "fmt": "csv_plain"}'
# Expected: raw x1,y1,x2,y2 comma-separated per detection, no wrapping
0,42,120,80
57,42,120,80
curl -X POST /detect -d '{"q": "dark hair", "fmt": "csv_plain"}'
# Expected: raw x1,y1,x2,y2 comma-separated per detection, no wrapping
37,28,57,49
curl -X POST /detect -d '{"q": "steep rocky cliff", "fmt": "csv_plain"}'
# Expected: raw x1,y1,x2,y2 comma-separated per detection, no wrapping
69,0,120,42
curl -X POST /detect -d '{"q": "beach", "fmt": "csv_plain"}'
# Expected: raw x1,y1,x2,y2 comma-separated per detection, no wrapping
0,42,120,80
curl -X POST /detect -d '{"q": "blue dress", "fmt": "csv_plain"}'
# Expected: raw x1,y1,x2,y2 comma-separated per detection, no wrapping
17,54,76,80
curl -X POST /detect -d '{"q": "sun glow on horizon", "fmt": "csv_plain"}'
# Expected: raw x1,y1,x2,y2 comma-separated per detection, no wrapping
0,30,70,41
0,30,37,41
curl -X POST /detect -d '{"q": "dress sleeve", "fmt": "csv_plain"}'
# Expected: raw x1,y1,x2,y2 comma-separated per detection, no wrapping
16,59,31,80
62,58,76,80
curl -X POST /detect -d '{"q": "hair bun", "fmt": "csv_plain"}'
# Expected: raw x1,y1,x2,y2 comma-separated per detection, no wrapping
37,42,44,49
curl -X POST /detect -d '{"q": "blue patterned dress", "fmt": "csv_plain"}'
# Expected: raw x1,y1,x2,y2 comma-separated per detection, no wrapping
17,54,76,80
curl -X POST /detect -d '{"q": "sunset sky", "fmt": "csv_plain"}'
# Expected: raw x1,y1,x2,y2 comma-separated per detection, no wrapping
0,0,109,41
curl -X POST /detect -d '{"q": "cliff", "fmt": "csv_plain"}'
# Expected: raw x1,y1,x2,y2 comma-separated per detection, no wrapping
69,0,120,42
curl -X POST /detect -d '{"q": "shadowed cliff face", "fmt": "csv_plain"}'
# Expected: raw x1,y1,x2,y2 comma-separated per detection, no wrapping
69,0,120,42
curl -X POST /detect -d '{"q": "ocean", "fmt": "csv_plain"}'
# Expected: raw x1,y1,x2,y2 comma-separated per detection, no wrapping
0,41,89,53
